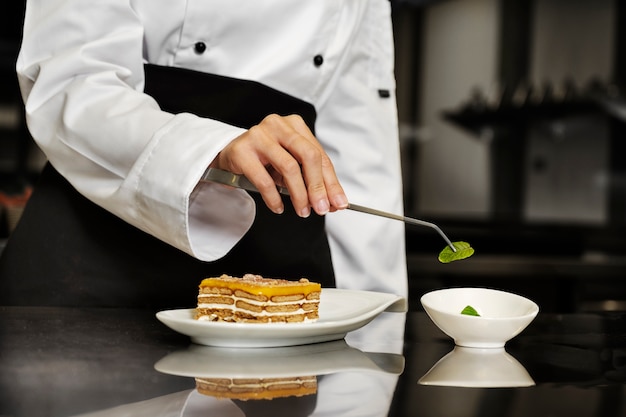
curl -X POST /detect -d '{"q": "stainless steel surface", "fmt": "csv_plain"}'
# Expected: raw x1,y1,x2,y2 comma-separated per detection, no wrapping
201,168,457,251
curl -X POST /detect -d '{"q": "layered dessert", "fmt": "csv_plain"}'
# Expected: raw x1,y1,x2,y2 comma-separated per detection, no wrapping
195,376,317,400
195,274,321,323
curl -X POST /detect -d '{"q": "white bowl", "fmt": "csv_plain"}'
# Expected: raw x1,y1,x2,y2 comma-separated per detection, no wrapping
420,287,539,348
418,346,534,387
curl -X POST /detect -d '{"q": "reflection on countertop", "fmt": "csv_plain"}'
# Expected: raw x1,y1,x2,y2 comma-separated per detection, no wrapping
3,305,626,416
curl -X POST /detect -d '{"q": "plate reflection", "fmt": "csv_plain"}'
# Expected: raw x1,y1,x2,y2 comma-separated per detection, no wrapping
155,339,404,404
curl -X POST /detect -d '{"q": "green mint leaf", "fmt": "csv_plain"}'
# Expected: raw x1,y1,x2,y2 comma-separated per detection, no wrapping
438,241,474,263
460,305,480,316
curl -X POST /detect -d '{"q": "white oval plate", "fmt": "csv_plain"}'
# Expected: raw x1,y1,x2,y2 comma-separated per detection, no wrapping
156,289,406,348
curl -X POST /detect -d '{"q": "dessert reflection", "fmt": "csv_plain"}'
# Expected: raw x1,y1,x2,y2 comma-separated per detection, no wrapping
194,375,318,401
419,346,535,388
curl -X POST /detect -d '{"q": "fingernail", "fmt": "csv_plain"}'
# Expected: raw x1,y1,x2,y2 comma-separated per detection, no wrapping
333,194,349,209
315,199,330,215
300,206,311,218
274,205,284,215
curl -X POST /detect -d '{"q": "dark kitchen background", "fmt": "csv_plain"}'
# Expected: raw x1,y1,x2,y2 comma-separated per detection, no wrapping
1,0,625,313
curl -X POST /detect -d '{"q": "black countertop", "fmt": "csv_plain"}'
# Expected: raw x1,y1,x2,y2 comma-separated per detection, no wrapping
2,306,626,417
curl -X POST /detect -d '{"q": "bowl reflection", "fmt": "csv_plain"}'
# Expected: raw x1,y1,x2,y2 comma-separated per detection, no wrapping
419,346,535,388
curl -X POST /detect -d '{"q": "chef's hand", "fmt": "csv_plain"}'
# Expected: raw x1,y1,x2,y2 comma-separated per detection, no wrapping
210,113,349,217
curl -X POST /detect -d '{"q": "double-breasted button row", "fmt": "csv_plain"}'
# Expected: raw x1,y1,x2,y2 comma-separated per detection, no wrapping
194,42,325,69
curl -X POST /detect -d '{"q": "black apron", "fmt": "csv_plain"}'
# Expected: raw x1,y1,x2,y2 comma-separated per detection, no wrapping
0,65,335,309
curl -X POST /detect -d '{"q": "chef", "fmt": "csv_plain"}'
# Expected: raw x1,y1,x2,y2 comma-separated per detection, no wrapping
0,0,408,308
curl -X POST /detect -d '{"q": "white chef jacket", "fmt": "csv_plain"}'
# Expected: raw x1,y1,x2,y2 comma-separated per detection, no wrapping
16,0,407,296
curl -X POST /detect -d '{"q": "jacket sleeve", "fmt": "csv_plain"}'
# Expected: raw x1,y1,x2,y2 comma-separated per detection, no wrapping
16,0,255,261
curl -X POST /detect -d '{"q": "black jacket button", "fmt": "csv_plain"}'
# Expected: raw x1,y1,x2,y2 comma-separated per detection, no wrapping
313,54,324,67
194,42,207,54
